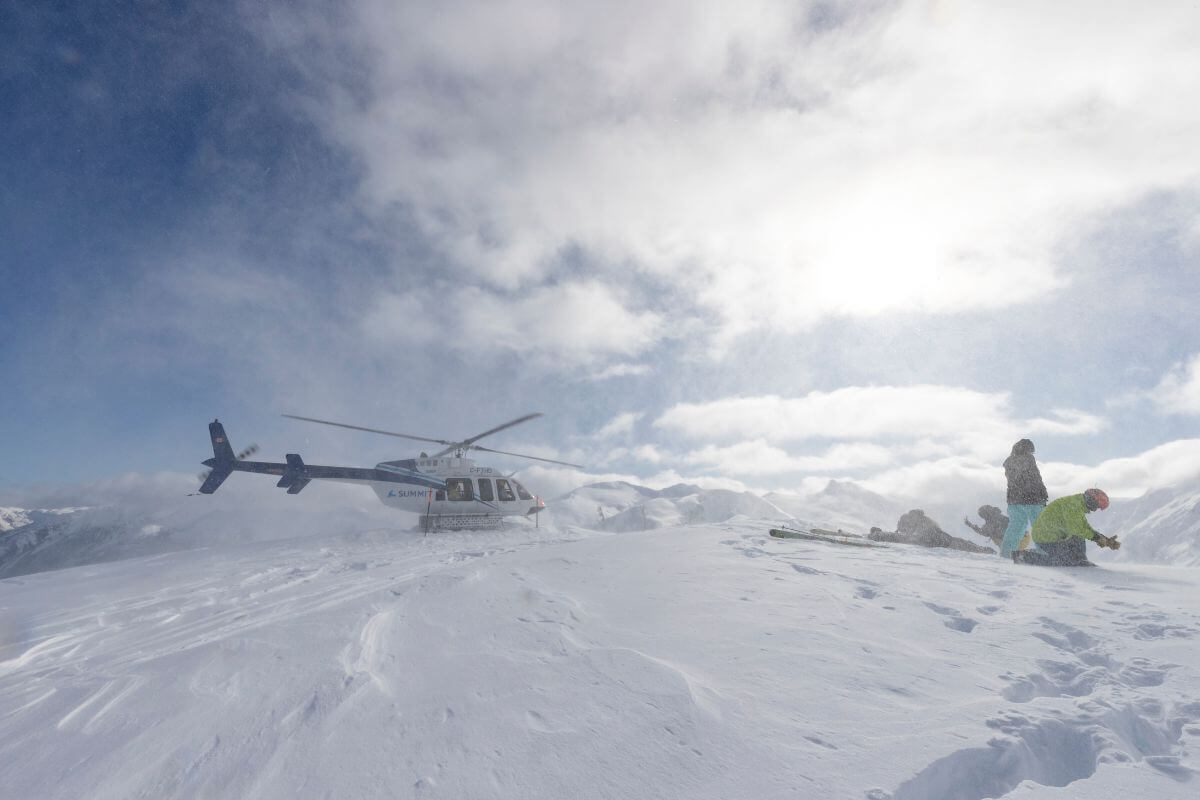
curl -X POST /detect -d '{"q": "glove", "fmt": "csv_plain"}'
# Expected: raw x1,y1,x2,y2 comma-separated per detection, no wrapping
1094,534,1121,550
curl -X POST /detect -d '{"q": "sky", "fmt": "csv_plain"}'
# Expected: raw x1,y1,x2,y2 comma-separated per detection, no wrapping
3,0,1200,513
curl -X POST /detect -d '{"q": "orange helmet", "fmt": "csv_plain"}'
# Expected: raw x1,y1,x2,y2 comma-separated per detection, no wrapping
1083,488,1109,511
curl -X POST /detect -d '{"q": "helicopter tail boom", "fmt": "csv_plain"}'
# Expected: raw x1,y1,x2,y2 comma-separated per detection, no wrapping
199,419,447,495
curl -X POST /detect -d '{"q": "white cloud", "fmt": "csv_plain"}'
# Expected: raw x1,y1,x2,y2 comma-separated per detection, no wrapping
653,386,1104,457
681,440,796,475
656,387,1001,441
682,439,895,475
632,444,665,464
595,412,642,439
644,386,1126,507
274,0,1200,349
583,363,652,381
860,455,1003,505
851,438,1200,520
1044,439,1200,498
1152,354,1200,415
593,443,666,468
360,293,440,346
1025,409,1108,436
361,280,662,366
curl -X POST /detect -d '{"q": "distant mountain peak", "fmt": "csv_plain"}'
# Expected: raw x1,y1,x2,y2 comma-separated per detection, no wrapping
0,507,33,532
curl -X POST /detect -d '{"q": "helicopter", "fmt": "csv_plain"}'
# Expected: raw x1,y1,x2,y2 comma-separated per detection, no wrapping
198,413,582,530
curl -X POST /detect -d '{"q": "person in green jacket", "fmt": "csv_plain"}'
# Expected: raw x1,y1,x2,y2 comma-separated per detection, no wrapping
1013,488,1121,566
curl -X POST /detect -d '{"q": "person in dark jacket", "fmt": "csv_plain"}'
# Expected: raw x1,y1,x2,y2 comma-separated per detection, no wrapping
869,509,995,554
964,504,1008,547
999,439,1049,557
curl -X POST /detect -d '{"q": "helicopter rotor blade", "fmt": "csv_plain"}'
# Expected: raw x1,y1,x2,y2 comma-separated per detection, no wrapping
466,443,584,469
428,412,546,458
285,411,577,466
457,413,544,449
282,414,454,447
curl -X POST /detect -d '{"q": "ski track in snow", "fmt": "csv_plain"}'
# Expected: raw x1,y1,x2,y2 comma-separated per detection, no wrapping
0,521,1198,798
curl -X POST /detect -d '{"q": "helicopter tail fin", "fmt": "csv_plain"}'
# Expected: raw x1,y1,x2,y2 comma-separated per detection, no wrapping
277,453,311,494
198,419,237,494
208,419,236,463
199,464,233,494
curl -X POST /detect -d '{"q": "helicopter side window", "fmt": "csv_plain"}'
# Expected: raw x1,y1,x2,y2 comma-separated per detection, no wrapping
512,480,533,500
446,478,474,501
495,479,516,502
435,489,445,501
477,478,494,502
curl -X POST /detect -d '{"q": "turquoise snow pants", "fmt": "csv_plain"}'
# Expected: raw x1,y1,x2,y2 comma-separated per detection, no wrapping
1000,504,1044,557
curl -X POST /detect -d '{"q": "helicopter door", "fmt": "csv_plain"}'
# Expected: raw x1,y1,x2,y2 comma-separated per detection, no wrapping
495,479,516,502
446,478,474,501
478,478,494,502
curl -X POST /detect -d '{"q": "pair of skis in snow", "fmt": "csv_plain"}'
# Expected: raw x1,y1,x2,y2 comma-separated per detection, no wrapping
769,525,1104,568
769,526,887,548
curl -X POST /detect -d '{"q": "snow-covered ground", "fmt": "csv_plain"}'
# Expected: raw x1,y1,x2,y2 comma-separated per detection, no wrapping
2,517,1198,799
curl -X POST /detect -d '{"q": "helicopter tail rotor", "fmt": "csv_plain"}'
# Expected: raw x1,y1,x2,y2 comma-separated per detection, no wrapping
198,419,254,494
198,442,259,486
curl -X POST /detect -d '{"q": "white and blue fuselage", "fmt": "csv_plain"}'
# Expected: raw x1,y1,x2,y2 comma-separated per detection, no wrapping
369,456,544,520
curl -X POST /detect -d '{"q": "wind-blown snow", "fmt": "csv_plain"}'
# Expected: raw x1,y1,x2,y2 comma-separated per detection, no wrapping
550,481,793,532
765,479,909,534
0,502,413,579
2,518,1198,799
1102,480,1200,567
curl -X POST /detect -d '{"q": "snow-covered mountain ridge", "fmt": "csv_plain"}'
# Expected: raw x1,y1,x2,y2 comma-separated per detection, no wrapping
5,475,1200,579
548,478,911,534
0,507,85,532
1102,483,1200,566
0,507,32,531
549,481,793,532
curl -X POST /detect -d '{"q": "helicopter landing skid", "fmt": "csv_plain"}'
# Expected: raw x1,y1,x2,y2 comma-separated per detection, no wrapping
420,514,506,532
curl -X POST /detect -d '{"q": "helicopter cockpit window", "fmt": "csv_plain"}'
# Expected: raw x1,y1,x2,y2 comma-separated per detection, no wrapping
477,478,494,502
512,480,533,500
446,478,474,501
495,479,516,502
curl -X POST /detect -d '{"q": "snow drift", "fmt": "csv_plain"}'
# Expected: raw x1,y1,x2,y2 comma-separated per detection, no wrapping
1103,479,1200,566
1,519,1197,799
